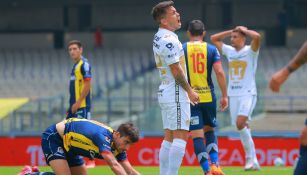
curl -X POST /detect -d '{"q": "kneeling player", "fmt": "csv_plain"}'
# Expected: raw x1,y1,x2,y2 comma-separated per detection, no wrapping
19,118,141,175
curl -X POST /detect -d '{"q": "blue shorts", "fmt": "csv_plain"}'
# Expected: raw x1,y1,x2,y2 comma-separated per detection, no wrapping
305,118,307,125
41,124,84,167
189,100,217,130
66,107,91,119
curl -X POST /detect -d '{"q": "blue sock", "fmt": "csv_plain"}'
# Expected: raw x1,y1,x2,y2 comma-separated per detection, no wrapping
294,145,307,175
193,137,210,173
31,172,55,175
205,131,219,165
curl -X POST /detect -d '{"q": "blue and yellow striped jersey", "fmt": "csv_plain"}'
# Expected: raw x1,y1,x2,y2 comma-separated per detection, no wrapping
69,57,92,109
63,118,127,161
183,42,221,103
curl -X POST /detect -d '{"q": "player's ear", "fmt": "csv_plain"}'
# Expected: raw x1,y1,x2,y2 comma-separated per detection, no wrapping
202,31,206,38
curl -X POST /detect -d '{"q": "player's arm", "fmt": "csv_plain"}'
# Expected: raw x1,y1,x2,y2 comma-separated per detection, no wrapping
270,41,307,92
101,152,128,175
213,61,228,111
236,26,261,52
210,30,232,53
120,160,141,175
169,62,199,105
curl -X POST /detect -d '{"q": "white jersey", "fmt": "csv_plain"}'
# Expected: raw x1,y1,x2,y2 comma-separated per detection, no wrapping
153,28,189,103
222,44,259,96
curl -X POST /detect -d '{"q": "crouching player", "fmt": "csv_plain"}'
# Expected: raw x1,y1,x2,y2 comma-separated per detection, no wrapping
19,118,141,175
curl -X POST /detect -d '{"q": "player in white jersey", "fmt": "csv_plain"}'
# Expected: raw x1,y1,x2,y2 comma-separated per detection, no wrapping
211,26,261,171
151,1,199,175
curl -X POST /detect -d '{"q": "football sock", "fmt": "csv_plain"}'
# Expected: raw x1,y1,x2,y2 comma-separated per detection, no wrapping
239,127,253,159
167,138,186,175
193,137,210,173
159,140,172,175
205,131,219,165
247,128,258,164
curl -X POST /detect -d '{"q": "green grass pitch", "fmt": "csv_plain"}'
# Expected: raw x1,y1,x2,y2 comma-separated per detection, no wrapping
0,166,293,175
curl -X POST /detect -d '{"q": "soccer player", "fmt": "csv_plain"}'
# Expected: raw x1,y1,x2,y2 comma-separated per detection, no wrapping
151,1,199,175
67,40,92,119
183,20,228,175
211,26,261,170
269,41,307,175
19,118,141,175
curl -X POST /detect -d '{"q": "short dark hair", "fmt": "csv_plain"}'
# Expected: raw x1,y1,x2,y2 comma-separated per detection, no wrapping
117,122,139,143
68,40,82,48
151,1,174,24
232,29,246,37
188,20,205,36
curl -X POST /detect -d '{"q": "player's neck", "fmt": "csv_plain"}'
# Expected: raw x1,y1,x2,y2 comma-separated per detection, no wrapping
234,45,245,51
189,36,203,42
159,25,176,32
74,57,81,63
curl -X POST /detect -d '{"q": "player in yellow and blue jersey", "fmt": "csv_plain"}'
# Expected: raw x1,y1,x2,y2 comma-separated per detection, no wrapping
19,118,141,175
67,40,92,119
183,20,228,175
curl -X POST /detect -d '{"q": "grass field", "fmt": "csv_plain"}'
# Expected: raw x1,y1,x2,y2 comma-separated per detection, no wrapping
1,166,293,175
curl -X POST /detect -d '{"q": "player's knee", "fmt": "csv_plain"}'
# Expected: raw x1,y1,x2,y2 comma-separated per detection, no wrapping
236,121,245,130
204,126,214,133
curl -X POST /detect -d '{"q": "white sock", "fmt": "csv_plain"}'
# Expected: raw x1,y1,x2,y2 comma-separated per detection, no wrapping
239,127,253,159
247,128,259,164
167,139,186,175
159,140,172,175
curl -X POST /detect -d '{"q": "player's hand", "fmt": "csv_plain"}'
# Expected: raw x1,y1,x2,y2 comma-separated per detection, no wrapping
269,68,290,92
235,26,248,32
219,96,228,112
71,101,81,114
188,90,199,106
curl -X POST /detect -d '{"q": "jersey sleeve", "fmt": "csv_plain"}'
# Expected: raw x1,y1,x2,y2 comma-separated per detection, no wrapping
211,45,221,64
81,61,92,79
115,151,127,161
248,45,260,58
95,133,112,154
160,37,180,66
221,44,232,57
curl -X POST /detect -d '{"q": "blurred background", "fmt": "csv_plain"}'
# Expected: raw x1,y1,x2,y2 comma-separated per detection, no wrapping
0,0,306,138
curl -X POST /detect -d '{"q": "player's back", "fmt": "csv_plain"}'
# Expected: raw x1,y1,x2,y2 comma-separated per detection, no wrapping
63,118,113,159
183,41,220,103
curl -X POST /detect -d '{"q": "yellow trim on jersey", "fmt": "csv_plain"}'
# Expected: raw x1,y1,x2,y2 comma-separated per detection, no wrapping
74,59,86,108
187,42,212,103
63,132,99,153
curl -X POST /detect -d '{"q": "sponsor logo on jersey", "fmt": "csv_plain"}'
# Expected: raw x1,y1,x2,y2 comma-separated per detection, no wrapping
166,43,174,51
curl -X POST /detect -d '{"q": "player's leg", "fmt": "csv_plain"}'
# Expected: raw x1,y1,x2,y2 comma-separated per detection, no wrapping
67,154,87,175
294,121,307,175
41,124,71,175
190,104,210,174
159,103,173,175
203,101,224,175
166,102,190,175
70,164,87,175
235,95,259,170
49,159,71,175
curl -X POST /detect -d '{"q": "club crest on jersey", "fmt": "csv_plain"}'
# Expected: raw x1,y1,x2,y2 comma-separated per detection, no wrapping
166,43,174,51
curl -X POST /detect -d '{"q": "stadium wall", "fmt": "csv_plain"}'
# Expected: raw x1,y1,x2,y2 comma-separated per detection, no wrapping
0,136,299,166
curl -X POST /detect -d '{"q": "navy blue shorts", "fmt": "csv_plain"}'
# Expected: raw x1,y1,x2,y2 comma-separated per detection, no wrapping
41,124,84,167
189,100,217,130
66,107,91,119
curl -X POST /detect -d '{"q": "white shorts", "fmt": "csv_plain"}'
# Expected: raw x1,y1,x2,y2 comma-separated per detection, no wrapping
229,95,257,125
159,102,191,131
